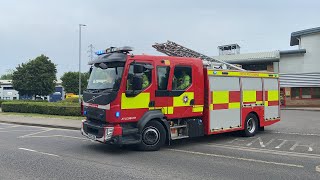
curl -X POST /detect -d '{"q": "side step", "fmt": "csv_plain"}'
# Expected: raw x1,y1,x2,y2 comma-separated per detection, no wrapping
170,124,189,140
171,135,189,140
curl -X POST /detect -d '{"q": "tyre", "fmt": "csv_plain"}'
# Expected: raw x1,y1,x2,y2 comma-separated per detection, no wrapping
138,120,166,151
242,113,258,137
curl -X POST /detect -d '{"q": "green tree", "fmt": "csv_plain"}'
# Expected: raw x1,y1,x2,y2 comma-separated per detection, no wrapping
12,55,57,98
0,69,14,80
61,71,89,94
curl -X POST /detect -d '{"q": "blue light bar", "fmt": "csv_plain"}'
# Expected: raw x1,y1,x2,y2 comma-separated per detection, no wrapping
95,50,107,55
95,46,133,56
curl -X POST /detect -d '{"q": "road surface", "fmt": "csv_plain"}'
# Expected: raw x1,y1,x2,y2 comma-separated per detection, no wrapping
0,110,319,179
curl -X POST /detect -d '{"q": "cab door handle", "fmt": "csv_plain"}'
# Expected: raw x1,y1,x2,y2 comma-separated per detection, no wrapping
149,101,155,107
190,99,195,105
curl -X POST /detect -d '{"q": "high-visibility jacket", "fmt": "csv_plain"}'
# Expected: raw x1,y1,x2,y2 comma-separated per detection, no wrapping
142,74,149,89
177,74,190,90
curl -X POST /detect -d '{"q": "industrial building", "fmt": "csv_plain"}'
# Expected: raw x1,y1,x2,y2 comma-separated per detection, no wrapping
0,80,64,102
213,27,320,107
0,80,19,100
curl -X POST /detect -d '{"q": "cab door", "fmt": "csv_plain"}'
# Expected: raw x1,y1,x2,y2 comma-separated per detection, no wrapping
169,65,195,118
120,60,156,122
153,65,173,115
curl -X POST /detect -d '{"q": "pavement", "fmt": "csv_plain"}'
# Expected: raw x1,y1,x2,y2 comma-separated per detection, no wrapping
281,107,320,111
0,110,320,179
0,114,81,130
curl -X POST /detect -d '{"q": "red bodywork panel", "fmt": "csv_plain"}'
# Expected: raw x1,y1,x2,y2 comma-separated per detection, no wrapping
105,55,205,124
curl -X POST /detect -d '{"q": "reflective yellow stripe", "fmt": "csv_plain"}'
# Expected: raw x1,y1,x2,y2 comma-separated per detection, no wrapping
264,101,269,107
210,104,213,110
173,92,194,107
121,93,150,109
208,70,279,78
243,90,256,102
161,107,167,114
212,91,229,104
167,107,174,114
192,105,204,112
256,101,263,105
228,102,240,109
268,90,279,101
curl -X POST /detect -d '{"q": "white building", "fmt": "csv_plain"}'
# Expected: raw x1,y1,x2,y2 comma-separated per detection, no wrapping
213,27,320,107
0,80,19,100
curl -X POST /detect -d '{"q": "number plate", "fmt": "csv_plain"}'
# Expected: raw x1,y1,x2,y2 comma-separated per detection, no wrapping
87,133,96,141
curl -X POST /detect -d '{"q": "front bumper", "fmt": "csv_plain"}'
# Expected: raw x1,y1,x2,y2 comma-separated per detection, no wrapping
81,120,141,145
81,120,115,143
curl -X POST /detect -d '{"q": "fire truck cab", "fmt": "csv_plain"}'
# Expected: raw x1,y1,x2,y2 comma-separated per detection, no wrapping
81,47,280,151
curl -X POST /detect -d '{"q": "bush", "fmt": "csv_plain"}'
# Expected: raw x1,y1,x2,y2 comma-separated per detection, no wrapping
62,97,79,103
1,101,81,116
0,100,8,108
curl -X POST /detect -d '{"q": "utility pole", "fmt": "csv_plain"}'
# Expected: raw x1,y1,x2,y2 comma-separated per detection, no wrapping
78,24,86,103
88,44,95,62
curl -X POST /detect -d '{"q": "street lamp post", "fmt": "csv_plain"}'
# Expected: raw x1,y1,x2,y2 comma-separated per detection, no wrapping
79,24,86,103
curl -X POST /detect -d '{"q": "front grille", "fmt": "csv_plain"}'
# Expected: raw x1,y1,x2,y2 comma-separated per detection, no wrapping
85,106,106,122
83,121,104,138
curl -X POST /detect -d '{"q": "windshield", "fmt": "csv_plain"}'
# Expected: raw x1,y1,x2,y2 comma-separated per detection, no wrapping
87,63,124,91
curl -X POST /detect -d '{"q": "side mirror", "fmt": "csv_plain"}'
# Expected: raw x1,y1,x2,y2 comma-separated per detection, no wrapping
134,64,144,74
132,75,143,90
125,75,143,97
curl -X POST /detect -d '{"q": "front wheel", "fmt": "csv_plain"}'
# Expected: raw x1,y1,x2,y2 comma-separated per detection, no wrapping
242,113,258,137
138,120,166,151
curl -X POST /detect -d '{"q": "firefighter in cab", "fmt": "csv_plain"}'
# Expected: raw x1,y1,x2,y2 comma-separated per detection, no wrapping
173,69,191,90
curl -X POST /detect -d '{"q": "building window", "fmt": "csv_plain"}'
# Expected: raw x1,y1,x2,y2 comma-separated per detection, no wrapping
312,88,320,99
291,87,320,99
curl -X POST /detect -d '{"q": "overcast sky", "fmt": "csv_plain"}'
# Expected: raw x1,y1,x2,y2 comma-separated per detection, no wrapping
0,0,319,78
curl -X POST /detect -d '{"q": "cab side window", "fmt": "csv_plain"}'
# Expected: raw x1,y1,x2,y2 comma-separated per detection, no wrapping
157,66,170,90
126,63,152,90
172,66,192,90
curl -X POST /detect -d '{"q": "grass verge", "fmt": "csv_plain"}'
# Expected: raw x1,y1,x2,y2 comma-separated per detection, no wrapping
0,111,84,120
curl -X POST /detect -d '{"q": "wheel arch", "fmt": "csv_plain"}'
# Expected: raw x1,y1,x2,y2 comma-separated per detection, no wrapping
247,111,260,127
137,110,171,144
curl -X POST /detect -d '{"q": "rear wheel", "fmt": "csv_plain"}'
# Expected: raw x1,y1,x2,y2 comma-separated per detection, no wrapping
138,120,166,151
242,113,258,137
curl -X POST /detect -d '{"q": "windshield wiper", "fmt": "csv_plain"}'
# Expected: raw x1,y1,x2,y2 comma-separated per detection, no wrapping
86,88,113,93
85,88,114,103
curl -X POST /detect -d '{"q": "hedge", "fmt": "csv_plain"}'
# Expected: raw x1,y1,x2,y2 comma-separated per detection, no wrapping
62,97,79,103
0,100,8,108
1,101,81,116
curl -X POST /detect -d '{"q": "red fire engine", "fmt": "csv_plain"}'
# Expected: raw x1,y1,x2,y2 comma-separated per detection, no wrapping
81,44,280,151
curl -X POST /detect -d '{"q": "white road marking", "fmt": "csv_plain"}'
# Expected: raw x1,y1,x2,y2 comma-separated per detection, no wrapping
168,149,303,168
0,125,21,130
25,135,88,141
289,142,314,152
271,131,320,137
0,122,79,131
246,137,275,147
316,165,320,172
18,129,53,138
0,130,40,133
18,148,60,157
207,143,320,159
275,139,290,149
